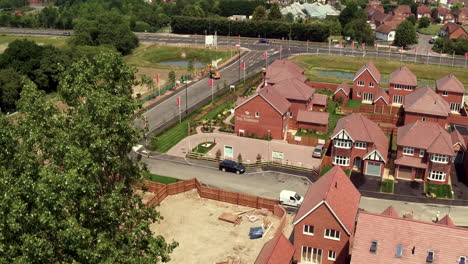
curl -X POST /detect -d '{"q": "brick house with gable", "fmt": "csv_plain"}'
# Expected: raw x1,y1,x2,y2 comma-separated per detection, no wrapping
453,8,468,24
440,22,468,39
417,6,432,19
434,8,455,23
264,59,306,86
235,86,291,140
403,86,450,127
451,128,467,164
293,166,361,264
352,62,381,104
394,121,456,184
331,113,389,177
333,82,350,104
255,232,294,264
374,89,390,106
388,66,418,105
436,74,466,113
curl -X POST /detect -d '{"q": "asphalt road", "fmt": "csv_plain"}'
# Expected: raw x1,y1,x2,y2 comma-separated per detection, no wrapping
145,156,468,226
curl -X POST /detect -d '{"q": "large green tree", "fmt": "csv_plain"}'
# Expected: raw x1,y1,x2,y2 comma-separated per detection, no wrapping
0,68,24,113
268,3,282,20
252,5,267,20
394,20,417,47
0,51,177,263
343,18,375,45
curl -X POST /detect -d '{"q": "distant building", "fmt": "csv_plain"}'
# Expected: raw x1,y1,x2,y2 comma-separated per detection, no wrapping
388,66,418,105
434,8,455,23
375,24,396,42
352,62,381,104
435,74,466,113
440,22,468,39
264,59,306,86
416,6,432,19
281,2,307,20
281,2,340,20
453,8,468,24
228,15,247,21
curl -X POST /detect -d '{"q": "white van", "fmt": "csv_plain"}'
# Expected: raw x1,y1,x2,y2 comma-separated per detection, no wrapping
279,190,304,207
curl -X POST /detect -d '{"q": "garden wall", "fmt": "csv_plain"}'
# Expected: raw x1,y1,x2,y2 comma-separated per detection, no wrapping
447,114,468,126
306,81,339,92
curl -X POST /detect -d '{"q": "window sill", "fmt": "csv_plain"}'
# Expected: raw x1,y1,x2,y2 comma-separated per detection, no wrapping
430,160,449,164
324,236,341,241
334,146,352,149
402,153,414,156
303,233,314,236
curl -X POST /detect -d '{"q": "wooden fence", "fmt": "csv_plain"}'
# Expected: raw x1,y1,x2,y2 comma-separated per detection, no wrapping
286,132,326,147
361,113,399,125
359,104,401,115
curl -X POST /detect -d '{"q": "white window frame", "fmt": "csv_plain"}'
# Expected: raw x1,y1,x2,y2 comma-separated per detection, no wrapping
393,95,403,104
419,149,425,157
442,91,448,96
255,112,260,118
404,85,412,91
369,82,374,88
355,141,367,149
402,146,414,156
303,224,314,236
324,229,341,240
431,154,449,164
357,80,365,86
357,91,362,97
450,102,461,112
459,256,466,264
394,84,401,90
328,250,336,261
333,155,350,166
302,246,323,264
334,139,352,149
363,92,373,102
428,170,446,182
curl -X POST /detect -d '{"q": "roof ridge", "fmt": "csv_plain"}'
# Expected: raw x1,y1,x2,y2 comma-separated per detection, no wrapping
359,114,373,143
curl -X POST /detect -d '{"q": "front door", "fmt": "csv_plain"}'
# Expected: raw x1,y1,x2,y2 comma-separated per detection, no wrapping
354,157,362,170
415,168,425,179
365,161,382,177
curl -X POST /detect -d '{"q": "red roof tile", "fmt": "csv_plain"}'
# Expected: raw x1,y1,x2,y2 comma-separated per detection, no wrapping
404,86,450,117
381,206,399,217
265,59,306,84
332,113,389,162
441,22,465,35
297,110,329,125
436,74,465,94
389,66,417,86
437,7,450,16
293,166,361,235
270,78,315,101
258,86,291,115
334,82,350,96
351,211,468,264
374,89,389,104
353,62,381,84
394,155,428,169
393,5,411,14
452,129,467,150
397,121,455,156
417,5,431,14
436,214,455,227
254,232,294,264
376,24,395,34
311,94,328,106
453,8,468,17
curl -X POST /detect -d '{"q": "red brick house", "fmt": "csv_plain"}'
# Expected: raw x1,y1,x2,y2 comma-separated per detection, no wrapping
235,86,291,140
388,66,417,105
440,22,468,39
331,113,389,177
352,62,381,104
310,94,328,111
351,210,468,264
436,74,466,113
333,82,350,104
394,121,455,184
403,86,450,127
264,59,306,86
453,8,468,24
374,89,390,106
297,111,329,133
255,232,294,264
293,166,361,264
417,6,432,19
434,8,455,23
452,128,466,163
392,5,412,18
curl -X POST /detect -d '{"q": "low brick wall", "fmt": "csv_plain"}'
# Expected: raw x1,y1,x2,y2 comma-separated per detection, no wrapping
448,114,468,126
361,112,399,125
306,81,339,92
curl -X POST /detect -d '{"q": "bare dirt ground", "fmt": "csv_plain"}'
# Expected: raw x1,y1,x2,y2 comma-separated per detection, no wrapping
150,190,283,264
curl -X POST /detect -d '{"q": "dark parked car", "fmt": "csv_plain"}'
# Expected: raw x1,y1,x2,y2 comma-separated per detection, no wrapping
259,38,269,44
219,159,246,174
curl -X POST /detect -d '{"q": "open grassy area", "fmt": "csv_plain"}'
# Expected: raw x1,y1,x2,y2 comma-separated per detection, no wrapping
345,99,362,108
126,45,233,69
320,165,332,176
381,179,394,193
0,34,69,50
418,24,442,36
425,182,453,199
152,120,190,153
291,55,468,87
143,172,180,184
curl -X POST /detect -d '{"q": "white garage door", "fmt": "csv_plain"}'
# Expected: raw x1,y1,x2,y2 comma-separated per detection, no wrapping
365,162,382,177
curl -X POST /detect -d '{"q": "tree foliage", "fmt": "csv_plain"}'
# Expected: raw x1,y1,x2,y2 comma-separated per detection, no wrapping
343,18,374,45
219,0,268,16
418,17,431,28
0,68,23,113
339,1,366,27
268,3,282,20
0,51,177,263
433,38,468,55
252,5,267,20
394,20,417,47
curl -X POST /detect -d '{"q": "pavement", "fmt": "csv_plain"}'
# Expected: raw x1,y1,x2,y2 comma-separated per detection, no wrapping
166,131,321,169
143,155,468,226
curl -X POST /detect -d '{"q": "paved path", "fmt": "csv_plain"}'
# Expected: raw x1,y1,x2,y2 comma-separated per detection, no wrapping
144,156,468,226
167,132,321,169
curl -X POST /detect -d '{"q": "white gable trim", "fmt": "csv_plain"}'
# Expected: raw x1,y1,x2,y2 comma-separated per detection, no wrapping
324,201,352,236
373,95,389,104
363,149,386,163
353,68,380,84
333,87,349,96
453,142,467,151
293,201,324,226
331,129,355,142
234,92,285,116
259,94,286,115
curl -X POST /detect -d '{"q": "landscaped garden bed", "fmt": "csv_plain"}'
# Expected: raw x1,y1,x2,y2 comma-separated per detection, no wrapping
143,172,180,184
192,141,216,154
381,179,394,193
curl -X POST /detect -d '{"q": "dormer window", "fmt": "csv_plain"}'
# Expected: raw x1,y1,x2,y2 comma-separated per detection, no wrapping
370,240,378,254
357,81,365,86
334,139,352,149
395,244,403,258
426,251,434,263
355,141,367,149
442,91,448,96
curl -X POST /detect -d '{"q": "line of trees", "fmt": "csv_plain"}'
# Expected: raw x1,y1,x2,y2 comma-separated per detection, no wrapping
171,16,331,42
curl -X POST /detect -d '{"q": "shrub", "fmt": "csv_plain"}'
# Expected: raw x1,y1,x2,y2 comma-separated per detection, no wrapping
215,149,222,162
237,153,243,163
256,153,262,163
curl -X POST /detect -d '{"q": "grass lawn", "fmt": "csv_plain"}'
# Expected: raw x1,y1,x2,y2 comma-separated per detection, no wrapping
425,182,453,199
320,165,332,176
143,172,180,184
291,55,468,87
192,141,216,154
152,120,190,153
203,100,234,120
381,179,394,193
418,24,442,35
0,34,69,49
126,45,232,69
344,99,362,108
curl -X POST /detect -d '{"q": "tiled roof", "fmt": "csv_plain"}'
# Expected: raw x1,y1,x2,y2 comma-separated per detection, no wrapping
394,155,428,169
404,86,450,117
441,22,464,34
393,5,411,14
351,211,468,264
270,78,315,101
258,86,291,115
437,7,450,16
332,113,389,162
389,66,417,86
374,89,389,104
436,74,465,94
436,215,455,227
333,82,350,96
293,166,361,235
451,129,467,150
453,8,468,17
376,24,394,34
265,60,305,84
372,10,389,22
254,232,294,264
297,110,329,125
417,5,431,14
311,93,328,106
354,62,381,84
381,206,399,217
397,121,455,156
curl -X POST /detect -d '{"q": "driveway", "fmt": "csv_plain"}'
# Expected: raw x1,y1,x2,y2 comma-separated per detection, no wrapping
415,33,435,55
167,132,322,169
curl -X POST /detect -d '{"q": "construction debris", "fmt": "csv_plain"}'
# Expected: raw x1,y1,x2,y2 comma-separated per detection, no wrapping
219,212,241,225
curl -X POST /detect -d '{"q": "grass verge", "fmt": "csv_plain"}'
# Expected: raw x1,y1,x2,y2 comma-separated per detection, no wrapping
418,24,442,35
143,173,180,184
152,120,190,153
425,182,453,199
0,34,69,48
381,179,394,193
320,165,332,176
345,99,362,108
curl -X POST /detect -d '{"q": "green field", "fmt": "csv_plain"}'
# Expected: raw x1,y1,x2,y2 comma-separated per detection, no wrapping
0,34,69,49
126,45,232,69
292,55,468,87
418,24,442,36
152,119,190,153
